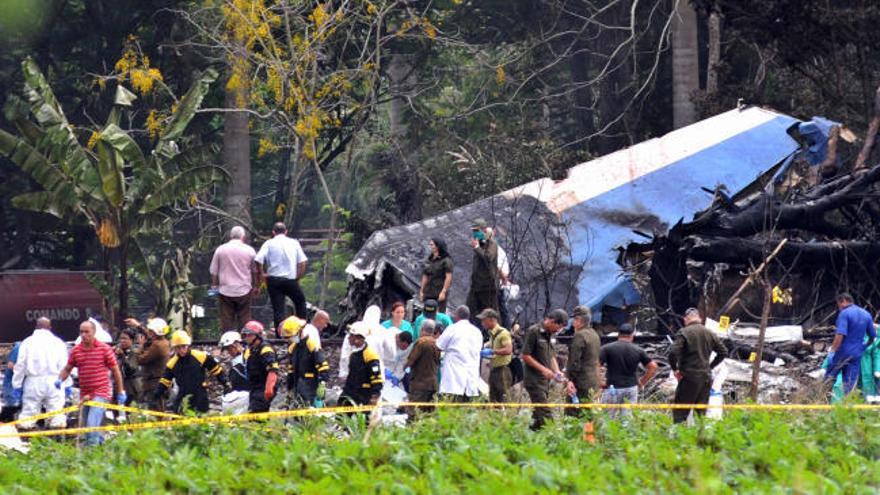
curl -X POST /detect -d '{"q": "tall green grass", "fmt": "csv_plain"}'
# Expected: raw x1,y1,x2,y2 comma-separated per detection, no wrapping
1,408,878,494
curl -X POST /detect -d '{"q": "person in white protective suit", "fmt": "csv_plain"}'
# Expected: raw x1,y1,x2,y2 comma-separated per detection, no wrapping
338,305,400,381
12,317,70,429
218,331,249,414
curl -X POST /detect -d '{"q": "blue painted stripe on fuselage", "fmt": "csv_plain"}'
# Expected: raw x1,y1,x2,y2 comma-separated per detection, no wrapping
560,114,799,310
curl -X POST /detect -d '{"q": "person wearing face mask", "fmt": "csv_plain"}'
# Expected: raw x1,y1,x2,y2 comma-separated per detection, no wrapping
466,218,500,322
281,316,330,407
218,331,250,414
419,238,453,313
339,322,383,406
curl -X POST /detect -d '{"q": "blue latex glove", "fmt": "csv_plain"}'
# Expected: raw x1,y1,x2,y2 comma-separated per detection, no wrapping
64,386,73,399
117,392,127,404
384,368,395,381
11,388,23,405
54,379,62,390
480,348,494,359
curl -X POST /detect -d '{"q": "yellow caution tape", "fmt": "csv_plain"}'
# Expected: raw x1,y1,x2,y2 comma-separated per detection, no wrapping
2,401,878,440
0,404,373,439
0,405,79,429
84,401,183,419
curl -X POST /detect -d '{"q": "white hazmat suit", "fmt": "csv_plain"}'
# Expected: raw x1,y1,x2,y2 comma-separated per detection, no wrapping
12,328,69,428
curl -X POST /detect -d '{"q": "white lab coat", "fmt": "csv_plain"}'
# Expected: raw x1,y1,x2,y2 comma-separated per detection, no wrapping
12,329,69,428
436,319,483,397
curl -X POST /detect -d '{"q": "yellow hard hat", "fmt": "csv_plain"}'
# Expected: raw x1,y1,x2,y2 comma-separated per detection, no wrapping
279,316,306,338
170,330,192,347
146,317,170,336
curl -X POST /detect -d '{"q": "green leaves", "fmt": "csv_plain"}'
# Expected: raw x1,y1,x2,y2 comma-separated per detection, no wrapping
1,408,878,493
153,68,218,164
140,165,229,214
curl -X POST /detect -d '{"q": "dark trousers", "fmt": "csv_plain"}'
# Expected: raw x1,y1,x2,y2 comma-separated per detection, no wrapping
290,377,318,407
467,288,499,315
219,293,252,332
249,389,273,413
489,366,512,403
565,385,596,418
525,382,550,430
266,277,307,330
407,388,436,417
172,389,209,413
673,374,711,423
497,290,510,328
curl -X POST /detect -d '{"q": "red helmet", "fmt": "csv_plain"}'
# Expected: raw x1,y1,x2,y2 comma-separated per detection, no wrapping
241,320,265,337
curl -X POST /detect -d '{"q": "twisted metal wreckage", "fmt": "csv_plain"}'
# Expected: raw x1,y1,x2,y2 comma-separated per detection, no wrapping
344,90,880,339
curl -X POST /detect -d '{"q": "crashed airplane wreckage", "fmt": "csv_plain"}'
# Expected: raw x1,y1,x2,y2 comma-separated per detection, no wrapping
344,95,880,331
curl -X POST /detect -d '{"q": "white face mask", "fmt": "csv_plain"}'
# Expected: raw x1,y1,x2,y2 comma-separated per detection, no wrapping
291,335,301,345
352,343,366,352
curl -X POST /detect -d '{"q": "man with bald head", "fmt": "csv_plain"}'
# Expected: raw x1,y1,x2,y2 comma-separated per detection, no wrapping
210,225,258,332
12,317,69,429
303,310,330,348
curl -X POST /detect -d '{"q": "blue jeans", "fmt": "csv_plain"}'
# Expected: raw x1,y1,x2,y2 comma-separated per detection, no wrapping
601,386,639,420
827,353,862,395
84,396,107,446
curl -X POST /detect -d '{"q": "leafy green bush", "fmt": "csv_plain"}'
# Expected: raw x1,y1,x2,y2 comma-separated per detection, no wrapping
1,408,878,494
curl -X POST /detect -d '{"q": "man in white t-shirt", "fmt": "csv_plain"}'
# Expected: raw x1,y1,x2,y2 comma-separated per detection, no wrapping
255,222,309,330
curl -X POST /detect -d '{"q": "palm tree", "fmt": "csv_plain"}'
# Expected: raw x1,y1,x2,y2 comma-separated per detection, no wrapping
0,58,226,323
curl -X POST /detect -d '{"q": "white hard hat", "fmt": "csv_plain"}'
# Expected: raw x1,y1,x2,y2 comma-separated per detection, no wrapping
146,318,170,336
219,331,242,348
348,321,370,338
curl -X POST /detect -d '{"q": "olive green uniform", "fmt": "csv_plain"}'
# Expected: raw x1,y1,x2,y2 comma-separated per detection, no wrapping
565,327,600,415
668,323,727,423
522,324,555,429
466,239,499,314
487,325,513,403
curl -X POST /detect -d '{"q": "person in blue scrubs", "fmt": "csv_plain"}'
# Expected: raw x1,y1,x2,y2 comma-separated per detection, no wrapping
827,293,876,395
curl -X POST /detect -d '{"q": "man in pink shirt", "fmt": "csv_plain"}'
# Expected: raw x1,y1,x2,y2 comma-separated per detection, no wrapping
210,226,259,332
57,320,124,446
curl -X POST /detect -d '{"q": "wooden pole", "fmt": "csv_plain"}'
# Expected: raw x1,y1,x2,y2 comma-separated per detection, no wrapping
717,238,788,317
749,279,772,401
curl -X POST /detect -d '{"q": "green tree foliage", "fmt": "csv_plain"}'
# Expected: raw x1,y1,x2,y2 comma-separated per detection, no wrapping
0,408,878,492
0,59,226,323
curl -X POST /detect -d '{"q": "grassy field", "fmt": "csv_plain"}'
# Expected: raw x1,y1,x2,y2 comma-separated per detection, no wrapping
0,407,878,494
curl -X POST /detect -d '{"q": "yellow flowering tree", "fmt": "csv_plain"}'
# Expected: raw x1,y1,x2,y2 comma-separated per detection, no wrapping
191,0,441,221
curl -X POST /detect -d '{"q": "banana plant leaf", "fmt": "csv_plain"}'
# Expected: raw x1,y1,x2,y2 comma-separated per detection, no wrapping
153,68,218,164
0,128,80,204
20,58,103,203
10,191,74,219
140,165,229,214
